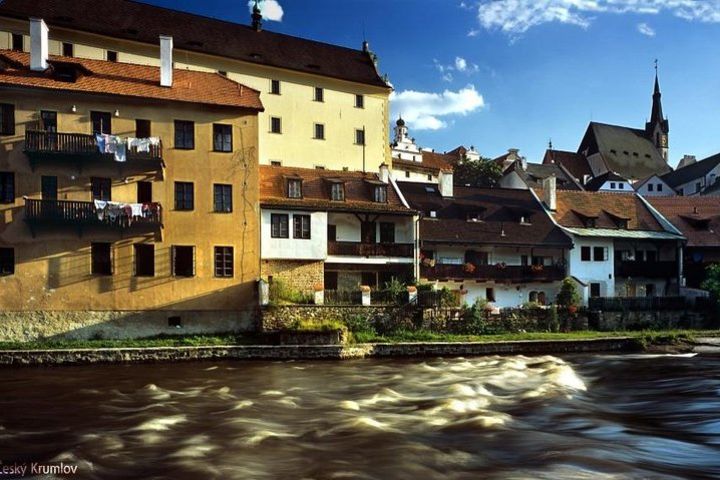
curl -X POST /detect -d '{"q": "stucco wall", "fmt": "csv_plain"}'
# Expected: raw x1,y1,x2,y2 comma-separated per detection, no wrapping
0,89,260,312
431,280,563,308
567,236,615,297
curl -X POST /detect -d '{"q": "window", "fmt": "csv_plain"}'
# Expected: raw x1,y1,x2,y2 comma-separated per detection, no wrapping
0,103,15,135
355,94,364,109
314,123,325,140
270,79,281,95
41,110,57,132
327,224,337,241
270,117,282,134
137,181,152,204
590,283,601,298
90,111,111,135
287,179,302,198
0,172,14,203
584,218,596,228
314,87,324,102
62,42,74,57
619,183,624,190
355,128,365,145
657,183,663,192
486,287,496,302
293,214,311,239
593,247,607,261
11,33,23,52
91,177,111,201
646,283,655,297
374,185,387,203
134,244,155,277
135,119,151,138
172,246,195,277
379,222,395,243
0,248,13,276
174,120,195,149
271,214,289,238
361,221,376,244
214,246,234,278
610,182,616,189
427,174,432,181
617,219,628,229
330,182,345,201
405,171,410,178
696,182,702,193
213,184,232,213
42,176,58,200
648,183,654,192
678,188,684,196
581,246,591,262
174,182,194,210
107,50,118,62
521,255,529,266
213,124,233,152
91,243,112,276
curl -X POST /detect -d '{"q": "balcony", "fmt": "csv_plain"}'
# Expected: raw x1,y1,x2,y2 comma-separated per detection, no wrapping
615,261,677,279
24,198,162,236
24,131,164,174
421,263,566,283
327,241,414,258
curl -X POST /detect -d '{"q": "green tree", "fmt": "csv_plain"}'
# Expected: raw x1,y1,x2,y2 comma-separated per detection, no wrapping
701,264,720,297
556,277,580,307
453,156,503,187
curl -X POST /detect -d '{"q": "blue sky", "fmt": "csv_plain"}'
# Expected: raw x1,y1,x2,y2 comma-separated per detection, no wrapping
142,0,720,167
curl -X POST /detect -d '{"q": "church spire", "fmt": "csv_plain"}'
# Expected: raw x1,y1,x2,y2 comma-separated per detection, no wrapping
646,60,669,162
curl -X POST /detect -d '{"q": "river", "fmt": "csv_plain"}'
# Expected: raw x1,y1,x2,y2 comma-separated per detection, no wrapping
1,355,719,479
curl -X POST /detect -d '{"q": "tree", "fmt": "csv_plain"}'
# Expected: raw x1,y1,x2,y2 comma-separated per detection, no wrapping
453,156,503,187
556,277,580,307
701,264,720,297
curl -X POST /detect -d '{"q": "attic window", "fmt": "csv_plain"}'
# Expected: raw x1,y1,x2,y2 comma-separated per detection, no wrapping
374,185,387,203
429,211,437,218
616,219,628,229
645,154,651,159
329,182,345,201
425,186,436,193
610,149,617,154
287,178,302,199
623,151,629,155
633,152,639,157
584,218,596,228
467,212,482,222
520,215,532,225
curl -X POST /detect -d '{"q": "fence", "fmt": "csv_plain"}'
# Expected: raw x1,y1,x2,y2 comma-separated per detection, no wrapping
588,296,712,312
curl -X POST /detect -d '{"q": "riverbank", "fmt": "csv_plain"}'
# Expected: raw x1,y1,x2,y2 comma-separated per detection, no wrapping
0,330,716,366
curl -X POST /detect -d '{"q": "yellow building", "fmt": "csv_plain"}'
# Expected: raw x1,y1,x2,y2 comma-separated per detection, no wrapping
0,0,392,172
0,38,263,341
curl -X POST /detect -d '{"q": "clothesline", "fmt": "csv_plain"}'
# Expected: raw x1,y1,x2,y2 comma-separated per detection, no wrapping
95,135,161,163
93,200,161,226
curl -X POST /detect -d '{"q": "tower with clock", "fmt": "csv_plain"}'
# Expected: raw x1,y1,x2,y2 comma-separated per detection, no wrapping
645,61,670,163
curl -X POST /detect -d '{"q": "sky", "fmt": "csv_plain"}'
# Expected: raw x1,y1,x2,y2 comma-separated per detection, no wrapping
141,0,720,167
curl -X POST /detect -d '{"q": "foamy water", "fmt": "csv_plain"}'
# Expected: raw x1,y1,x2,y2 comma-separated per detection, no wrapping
1,355,719,479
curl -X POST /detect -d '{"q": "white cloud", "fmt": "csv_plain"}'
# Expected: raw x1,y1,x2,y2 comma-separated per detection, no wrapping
637,22,656,36
390,85,485,131
434,57,479,81
475,0,720,38
247,0,284,22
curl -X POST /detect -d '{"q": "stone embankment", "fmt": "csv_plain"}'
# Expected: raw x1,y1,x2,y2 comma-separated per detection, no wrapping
0,337,640,367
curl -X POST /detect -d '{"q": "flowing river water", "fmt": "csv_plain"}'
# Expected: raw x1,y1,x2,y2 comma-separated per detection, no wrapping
1,354,719,479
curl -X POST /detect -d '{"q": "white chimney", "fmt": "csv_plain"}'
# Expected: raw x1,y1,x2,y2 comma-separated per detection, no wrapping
438,169,454,198
379,163,390,183
543,175,557,211
160,35,173,87
30,18,49,71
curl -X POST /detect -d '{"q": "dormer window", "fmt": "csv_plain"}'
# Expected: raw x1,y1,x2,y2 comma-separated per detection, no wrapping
584,218,596,228
287,179,302,198
617,219,628,229
520,215,531,225
374,185,387,203
330,182,345,201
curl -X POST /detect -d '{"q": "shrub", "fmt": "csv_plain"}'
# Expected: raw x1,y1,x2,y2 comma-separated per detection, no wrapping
556,277,580,307
344,314,375,334
450,299,489,335
289,319,347,333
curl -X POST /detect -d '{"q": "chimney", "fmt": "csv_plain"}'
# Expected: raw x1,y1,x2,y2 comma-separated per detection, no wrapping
508,148,520,160
543,175,557,211
30,18,49,71
438,169,454,198
159,35,173,87
379,163,390,183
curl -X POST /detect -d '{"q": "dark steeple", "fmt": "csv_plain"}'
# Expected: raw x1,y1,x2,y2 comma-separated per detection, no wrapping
251,0,263,31
645,60,669,161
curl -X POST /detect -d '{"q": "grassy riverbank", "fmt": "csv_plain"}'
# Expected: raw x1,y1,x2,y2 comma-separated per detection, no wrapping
0,330,715,351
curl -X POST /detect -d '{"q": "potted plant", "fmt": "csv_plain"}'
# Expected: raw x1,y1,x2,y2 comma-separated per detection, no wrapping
463,262,476,273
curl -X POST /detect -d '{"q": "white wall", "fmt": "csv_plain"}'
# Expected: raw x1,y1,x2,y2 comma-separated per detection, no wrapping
328,213,414,244
433,280,563,309
261,209,327,260
497,170,529,190
429,246,564,266
635,177,675,197
596,180,633,192
392,168,437,183
674,163,720,195
566,235,615,298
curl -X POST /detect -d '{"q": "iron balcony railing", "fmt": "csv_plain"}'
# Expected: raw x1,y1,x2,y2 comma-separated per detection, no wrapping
421,263,566,282
327,241,414,257
24,130,163,165
614,261,677,278
24,198,162,229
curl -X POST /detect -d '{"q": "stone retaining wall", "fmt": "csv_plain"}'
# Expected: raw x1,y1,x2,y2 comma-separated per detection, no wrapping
0,310,257,342
591,310,713,331
0,338,639,367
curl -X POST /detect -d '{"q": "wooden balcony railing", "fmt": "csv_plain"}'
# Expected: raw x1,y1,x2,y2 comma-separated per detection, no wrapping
615,261,677,278
327,241,414,258
421,263,566,283
24,130,163,169
24,198,162,231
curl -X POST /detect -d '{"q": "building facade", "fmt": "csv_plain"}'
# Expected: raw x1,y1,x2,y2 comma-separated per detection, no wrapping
0,0,391,172
0,28,263,340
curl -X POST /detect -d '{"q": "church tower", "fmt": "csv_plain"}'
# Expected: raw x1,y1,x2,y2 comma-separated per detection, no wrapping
645,66,669,162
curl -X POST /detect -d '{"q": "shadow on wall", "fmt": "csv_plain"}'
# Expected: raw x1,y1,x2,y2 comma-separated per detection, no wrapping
0,283,261,342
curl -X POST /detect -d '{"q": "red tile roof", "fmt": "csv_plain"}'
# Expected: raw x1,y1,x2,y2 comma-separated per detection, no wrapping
0,50,263,110
542,149,592,182
551,190,665,231
392,151,455,174
649,197,720,247
260,166,414,215
0,0,389,88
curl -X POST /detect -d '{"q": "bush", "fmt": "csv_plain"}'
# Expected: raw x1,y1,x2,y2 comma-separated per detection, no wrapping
450,299,489,335
344,314,376,334
556,277,580,307
269,278,314,305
